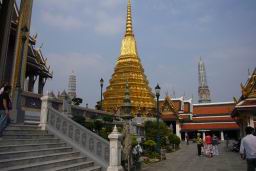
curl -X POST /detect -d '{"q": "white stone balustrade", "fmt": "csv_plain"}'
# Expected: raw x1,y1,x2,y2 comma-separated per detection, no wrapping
40,94,111,170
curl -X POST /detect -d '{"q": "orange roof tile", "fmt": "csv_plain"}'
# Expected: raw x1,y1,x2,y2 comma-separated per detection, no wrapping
193,103,235,115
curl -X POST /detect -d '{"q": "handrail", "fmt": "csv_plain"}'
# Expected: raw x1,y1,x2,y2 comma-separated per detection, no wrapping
46,106,109,169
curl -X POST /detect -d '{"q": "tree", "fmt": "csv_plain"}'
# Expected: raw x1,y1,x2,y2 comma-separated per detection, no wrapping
72,115,85,126
144,121,171,147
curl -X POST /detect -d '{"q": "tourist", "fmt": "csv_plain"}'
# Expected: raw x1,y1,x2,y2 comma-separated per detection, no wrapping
0,82,7,95
196,133,203,156
240,126,256,171
0,85,12,136
212,134,219,156
204,133,213,157
185,134,189,145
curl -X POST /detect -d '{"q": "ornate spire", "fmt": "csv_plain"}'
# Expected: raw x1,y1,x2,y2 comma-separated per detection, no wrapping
68,70,76,99
198,58,211,103
103,0,155,116
125,0,133,36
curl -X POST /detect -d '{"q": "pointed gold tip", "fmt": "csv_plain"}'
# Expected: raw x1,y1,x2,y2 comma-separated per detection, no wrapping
125,0,133,36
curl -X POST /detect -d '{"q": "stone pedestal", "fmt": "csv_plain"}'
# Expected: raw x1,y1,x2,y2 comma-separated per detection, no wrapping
40,93,54,130
107,125,124,171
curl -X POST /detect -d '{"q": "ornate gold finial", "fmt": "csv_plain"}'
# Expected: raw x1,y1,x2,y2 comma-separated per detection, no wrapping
125,0,133,36
233,97,238,104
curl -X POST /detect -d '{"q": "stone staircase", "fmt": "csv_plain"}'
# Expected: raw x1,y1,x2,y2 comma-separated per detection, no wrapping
0,124,101,171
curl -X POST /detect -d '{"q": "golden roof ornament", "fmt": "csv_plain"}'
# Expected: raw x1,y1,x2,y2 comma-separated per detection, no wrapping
103,0,155,116
240,68,256,98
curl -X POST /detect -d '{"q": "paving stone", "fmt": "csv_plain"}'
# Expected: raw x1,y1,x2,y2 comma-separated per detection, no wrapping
142,142,246,171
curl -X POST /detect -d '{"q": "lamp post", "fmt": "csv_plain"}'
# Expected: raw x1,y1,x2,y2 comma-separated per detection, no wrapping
155,83,161,154
100,78,104,110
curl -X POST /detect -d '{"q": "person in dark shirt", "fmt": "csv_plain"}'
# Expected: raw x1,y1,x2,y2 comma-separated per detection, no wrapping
0,85,11,136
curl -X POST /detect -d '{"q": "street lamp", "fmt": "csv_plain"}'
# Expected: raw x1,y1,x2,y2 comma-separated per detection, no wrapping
155,83,161,154
100,78,104,110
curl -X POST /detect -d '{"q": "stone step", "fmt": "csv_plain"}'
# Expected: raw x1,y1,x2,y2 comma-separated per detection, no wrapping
3,129,49,135
6,124,40,130
0,147,73,160
0,138,61,145
2,156,88,171
2,134,54,139
49,161,95,171
0,151,81,168
0,142,67,152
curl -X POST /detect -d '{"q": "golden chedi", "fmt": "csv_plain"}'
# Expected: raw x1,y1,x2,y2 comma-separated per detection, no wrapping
103,0,155,116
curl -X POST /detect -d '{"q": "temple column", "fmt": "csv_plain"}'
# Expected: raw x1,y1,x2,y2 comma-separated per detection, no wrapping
248,114,254,128
220,131,224,141
28,75,37,92
38,76,46,95
202,132,206,141
0,0,14,84
175,122,181,139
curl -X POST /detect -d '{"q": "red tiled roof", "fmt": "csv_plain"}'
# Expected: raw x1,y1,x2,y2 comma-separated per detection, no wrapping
161,114,176,121
180,122,239,131
193,103,235,115
173,100,181,111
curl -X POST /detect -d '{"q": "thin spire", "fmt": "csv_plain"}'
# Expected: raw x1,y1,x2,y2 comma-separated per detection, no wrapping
125,0,133,36
198,57,211,103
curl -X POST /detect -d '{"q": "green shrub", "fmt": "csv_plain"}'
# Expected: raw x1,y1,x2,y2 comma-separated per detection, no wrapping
131,134,138,147
168,134,181,149
144,140,156,152
146,151,160,159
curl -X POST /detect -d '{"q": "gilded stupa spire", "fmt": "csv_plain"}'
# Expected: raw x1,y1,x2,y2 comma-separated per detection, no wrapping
125,0,133,36
103,0,155,116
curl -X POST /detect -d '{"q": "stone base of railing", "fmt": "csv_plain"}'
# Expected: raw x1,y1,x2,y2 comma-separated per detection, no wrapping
107,166,124,171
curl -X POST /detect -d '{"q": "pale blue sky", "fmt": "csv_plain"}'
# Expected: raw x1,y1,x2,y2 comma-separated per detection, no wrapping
29,0,256,107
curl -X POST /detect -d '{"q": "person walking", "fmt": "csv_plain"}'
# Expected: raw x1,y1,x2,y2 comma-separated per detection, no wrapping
0,85,12,136
212,134,219,156
196,133,203,156
205,132,213,158
186,134,189,145
240,126,256,171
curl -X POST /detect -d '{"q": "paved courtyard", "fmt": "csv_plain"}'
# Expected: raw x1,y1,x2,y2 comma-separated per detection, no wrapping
142,141,246,171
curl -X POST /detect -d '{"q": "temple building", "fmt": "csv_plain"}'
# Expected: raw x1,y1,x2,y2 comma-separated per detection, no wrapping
0,0,52,123
0,0,52,93
231,68,256,136
198,58,211,103
103,0,155,116
160,96,240,140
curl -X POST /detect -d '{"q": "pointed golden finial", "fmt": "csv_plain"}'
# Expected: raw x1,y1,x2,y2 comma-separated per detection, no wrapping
125,0,133,36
